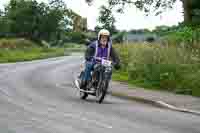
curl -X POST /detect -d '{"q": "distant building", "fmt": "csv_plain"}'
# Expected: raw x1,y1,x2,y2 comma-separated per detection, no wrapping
123,32,158,44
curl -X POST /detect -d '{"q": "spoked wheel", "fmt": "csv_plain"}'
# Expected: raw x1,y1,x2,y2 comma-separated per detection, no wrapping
96,80,109,104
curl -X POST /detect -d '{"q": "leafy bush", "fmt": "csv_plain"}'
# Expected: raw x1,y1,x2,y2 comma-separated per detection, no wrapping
160,26,200,48
66,32,87,44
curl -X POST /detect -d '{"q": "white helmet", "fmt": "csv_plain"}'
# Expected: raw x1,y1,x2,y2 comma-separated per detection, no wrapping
98,29,110,40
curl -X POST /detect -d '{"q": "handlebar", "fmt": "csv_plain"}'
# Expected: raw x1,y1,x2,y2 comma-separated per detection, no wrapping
85,56,120,69
87,56,117,66
93,57,112,63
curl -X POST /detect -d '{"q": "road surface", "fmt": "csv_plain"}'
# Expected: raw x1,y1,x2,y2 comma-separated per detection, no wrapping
0,55,200,133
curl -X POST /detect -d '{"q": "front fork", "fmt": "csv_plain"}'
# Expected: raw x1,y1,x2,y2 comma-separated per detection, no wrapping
104,66,112,80
100,67,112,93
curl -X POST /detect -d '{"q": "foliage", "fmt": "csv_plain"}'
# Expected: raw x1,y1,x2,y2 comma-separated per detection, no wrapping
86,0,178,15
129,29,151,34
114,43,200,97
0,0,72,43
86,0,200,24
96,5,117,34
159,25,200,48
65,32,87,44
112,32,125,43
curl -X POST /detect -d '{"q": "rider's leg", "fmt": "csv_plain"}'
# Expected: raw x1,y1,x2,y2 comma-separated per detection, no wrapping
80,61,94,89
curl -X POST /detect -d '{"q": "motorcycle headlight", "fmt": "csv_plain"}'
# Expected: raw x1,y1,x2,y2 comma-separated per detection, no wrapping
105,67,112,72
80,64,85,71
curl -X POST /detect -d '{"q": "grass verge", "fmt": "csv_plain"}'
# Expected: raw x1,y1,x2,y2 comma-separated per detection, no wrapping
0,47,67,63
113,43,200,97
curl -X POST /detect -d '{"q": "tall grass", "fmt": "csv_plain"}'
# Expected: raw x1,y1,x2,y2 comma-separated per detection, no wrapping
0,38,38,49
112,45,129,82
114,43,200,97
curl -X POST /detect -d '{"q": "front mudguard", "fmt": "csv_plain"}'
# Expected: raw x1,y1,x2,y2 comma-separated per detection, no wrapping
104,67,112,80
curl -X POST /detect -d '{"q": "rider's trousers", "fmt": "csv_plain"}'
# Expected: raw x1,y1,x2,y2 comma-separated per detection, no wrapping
81,61,95,81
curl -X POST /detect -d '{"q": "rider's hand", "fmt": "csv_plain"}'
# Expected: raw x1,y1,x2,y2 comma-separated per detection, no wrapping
114,63,121,70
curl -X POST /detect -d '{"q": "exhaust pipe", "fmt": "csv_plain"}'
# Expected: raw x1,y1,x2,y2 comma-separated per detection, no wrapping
74,79,95,94
80,89,95,94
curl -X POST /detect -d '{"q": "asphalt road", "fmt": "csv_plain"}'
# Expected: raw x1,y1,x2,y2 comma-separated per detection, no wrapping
0,55,200,133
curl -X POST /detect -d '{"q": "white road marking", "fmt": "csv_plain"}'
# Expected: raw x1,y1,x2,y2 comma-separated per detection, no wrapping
0,87,11,97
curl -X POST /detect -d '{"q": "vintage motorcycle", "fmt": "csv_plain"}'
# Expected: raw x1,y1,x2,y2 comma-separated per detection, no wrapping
74,57,113,103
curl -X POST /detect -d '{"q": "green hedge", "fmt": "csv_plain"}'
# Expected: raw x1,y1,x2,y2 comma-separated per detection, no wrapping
65,32,87,44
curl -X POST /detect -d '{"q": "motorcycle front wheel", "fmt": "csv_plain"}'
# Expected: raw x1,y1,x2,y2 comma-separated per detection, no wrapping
96,80,109,104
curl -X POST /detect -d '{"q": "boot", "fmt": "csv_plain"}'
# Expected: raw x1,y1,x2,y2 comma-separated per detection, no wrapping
80,80,87,90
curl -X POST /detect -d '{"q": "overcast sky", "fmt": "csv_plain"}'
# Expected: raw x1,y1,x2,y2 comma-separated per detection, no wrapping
0,0,184,30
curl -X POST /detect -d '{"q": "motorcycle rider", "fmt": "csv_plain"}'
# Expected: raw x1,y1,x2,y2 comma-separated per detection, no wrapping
80,29,121,89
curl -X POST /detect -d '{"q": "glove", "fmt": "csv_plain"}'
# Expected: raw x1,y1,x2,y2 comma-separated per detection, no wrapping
114,63,121,70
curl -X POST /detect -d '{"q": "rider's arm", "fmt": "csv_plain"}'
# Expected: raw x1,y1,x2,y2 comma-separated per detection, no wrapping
110,47,121,69
85,46,95,61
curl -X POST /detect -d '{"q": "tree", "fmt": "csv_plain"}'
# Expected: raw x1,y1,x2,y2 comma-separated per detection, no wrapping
0,13,10,35
1,0,72,42
49,0,67,9
85,0,200,25
97,5,117,34
190,0,200,25
94,25,102,34
0,9,3,16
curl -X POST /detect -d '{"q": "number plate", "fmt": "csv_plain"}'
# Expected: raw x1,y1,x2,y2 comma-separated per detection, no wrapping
102,59,111,66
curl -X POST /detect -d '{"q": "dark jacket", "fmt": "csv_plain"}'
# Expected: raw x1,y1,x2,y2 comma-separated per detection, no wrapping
84,40,120,68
